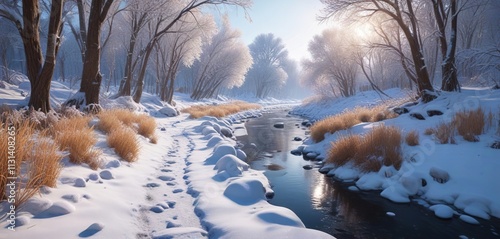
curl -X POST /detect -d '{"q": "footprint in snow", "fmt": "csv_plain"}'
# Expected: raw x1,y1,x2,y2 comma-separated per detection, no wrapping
166,220,181,228
166,182,177,186
150,206,164,213
145,183,161,188
158,175,175,181
166,160,176,164
172,189,183,194
161,169,173,173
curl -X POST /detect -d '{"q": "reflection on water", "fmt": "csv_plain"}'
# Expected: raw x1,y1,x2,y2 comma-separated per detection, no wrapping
236,111,500,239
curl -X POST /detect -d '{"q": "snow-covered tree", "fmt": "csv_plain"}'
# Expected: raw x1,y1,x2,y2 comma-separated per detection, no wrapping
302,28,359,98
243,33,289,98
155,13,215,104
190,16,252,100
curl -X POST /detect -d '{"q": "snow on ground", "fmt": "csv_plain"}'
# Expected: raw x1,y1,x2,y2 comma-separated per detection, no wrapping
291,87,500,223
0,79,333,238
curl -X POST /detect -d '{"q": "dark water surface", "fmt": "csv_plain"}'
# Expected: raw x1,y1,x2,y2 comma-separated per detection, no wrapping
235,111,500,239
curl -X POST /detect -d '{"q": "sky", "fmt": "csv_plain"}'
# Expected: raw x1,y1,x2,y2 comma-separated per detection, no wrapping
222,0,334,62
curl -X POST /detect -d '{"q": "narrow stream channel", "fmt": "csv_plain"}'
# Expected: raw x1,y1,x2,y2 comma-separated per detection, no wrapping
235,110,500,239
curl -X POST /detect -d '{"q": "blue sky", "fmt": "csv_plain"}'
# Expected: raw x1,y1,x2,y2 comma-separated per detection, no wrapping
223,0,333,62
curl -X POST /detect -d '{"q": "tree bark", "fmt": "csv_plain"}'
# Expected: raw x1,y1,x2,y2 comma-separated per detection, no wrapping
77,0,114,111
21,0,64,112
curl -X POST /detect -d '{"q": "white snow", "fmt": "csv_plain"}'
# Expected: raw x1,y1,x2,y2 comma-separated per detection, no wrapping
0,79,334,238
295,87,500,223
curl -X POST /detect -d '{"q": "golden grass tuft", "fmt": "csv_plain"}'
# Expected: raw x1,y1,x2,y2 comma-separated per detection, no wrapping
182,101,261,119
405,130,420,146
51,116,101,170
424,128,435,135
453,107,485,142
136,114,157,143
310,105,398,142
327,134,362,167
434,122,456,144
327,125,402,172
29,137,63,187
107,127,139,162
97,110,122,133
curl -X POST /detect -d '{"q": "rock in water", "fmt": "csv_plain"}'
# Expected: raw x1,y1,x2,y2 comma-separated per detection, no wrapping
273,122,285,128
303,165,313,170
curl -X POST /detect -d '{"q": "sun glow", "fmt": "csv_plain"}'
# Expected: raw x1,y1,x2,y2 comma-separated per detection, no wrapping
353,22,375,41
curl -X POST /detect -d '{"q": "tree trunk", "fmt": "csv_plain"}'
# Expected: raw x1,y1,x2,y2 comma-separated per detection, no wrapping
441,0,460,92
132,42,154,103
77,0,114,111
21,0,64,112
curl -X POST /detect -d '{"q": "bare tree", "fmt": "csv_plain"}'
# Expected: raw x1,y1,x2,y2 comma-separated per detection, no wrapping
431,0,460,91
320,0,436,101
1,0,65,112
65,0,116,112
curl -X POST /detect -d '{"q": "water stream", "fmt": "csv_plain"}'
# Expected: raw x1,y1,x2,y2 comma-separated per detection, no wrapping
235,110,500,239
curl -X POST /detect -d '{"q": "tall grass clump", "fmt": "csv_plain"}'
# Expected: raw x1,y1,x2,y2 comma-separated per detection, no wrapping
311,105,398,142
29,137,63,187
182,101,261,119
327,125,402,172
107,127,139,162
434,122,456,144
136,114,158,144
453,107,485,142
97,110,122,133
327,134,362,167
405,130,420,146
51,116,101,170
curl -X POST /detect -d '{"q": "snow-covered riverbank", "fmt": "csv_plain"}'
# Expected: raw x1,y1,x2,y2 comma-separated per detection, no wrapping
291,87,500,230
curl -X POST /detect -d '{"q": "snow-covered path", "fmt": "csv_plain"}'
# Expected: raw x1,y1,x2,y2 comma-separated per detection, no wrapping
139,117,208,238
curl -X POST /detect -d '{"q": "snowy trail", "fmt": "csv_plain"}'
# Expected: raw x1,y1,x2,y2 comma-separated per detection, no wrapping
142,118,208,238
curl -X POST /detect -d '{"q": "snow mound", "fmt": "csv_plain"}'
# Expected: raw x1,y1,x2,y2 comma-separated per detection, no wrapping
19,197,53,215
214,155,249,177
205,144,237,165
429,204,455,219
159,104,179,117
255,207,305,227
459,215,480,225
223,178,266,205
35,201,75,218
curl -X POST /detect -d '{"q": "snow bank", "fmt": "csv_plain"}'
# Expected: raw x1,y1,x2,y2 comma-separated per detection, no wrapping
293,88,500,222
184,117,335,239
